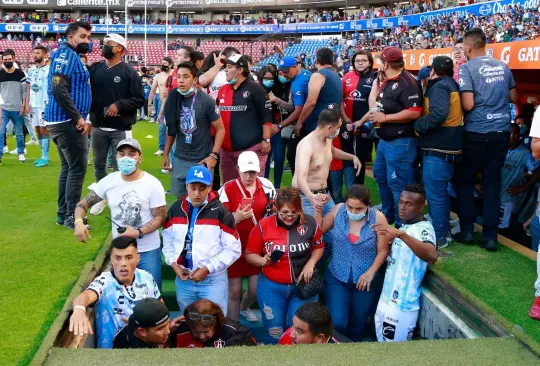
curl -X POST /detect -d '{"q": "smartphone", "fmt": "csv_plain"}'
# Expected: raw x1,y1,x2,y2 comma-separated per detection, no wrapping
241,197,253,210
270,249,285,263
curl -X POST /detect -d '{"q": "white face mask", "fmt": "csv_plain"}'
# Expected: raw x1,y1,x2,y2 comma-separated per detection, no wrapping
328,128,340,140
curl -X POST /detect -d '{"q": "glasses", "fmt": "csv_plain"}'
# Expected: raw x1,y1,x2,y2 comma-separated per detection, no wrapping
355,59,369,64
278,211,299,219
188,311,214,324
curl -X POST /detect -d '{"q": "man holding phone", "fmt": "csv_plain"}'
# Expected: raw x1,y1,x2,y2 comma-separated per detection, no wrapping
87,33,145,184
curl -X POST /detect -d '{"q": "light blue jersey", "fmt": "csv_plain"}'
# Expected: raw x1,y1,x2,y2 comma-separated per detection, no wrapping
27,64,50,109
380,220,436,312
501,145,537,203
87,269,161,348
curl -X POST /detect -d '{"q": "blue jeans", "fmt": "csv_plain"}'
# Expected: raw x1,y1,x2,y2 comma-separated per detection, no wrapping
329,167,356,204
158,120,166,151
153,96,161,122
264,132,286,188
324,271,379,342
531,216,540,252
257,274,318,344
422,155,455,241
301,192,335,265
175,271,228,315
373,138,418,226
138,248,162,290
0,109,24,158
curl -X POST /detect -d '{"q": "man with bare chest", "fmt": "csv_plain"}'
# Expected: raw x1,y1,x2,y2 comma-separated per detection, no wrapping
148,57,174,157
293,108,361,251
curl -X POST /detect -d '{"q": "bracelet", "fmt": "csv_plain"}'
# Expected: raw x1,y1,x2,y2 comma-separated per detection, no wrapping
74,305,86,312
74,218,84,224
209,153,219,160
384,114,387,123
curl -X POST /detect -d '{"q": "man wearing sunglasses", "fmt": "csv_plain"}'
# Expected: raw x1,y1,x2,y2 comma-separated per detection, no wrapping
168,299,256,348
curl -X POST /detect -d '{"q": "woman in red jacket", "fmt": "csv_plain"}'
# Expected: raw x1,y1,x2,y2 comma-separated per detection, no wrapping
218,151,276,323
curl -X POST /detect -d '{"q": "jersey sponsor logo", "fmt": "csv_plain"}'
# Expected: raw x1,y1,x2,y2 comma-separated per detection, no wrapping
392,83,399,90
392,290,399,299
347,90,365,102
345,78,352,86
295,91,302,96
219,105,248,112
408,94,419,100
114,76,121,83
365,77,373,84
297,225,307,236
382,322,396,340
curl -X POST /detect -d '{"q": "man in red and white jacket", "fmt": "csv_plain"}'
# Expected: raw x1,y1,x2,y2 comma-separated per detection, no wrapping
162,165,241,316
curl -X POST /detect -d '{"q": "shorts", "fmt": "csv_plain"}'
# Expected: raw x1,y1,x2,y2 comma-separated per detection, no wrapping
375,300,419,342
31,108,45,127
171,157,201,197
498,201,515,229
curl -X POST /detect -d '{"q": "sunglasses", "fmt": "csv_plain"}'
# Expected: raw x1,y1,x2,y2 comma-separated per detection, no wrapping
188,311,214,323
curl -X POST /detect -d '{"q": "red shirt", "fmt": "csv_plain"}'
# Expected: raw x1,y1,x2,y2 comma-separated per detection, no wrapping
330,137,343,171
246,215,323,285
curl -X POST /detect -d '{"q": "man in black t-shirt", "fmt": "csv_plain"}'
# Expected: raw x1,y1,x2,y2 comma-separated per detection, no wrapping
163,62,225,198
370,47,423,226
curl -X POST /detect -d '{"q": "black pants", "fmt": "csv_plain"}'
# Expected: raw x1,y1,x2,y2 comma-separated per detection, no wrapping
458,131,509,240
286,129,309,177
48,122,89,219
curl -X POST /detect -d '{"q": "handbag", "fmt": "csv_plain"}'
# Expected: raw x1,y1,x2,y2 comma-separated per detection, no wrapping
294,269,323,300
281,124,295,139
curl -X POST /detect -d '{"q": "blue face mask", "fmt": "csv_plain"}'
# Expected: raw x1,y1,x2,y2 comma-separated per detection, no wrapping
117,156,138,175
519,124,528,136
262,79,274,89
278,75,288,84
328,128,340,140
178,86,194,96
347,209,367,221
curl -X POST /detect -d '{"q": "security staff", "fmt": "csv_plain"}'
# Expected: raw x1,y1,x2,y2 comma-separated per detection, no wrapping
88,33,145,183
44,21,92,230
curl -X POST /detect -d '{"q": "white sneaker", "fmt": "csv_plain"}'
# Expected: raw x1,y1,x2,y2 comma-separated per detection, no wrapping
10,148,27,154
2,146,7,154
161,168,171,174
270,161,275,168
26,139,39,145
89,199,108,216
154,150,164,156
240,308,259,323
18,154,26,162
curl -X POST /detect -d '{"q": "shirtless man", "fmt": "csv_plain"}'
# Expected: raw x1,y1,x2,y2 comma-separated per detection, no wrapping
148,57,174,157
293,108,361,217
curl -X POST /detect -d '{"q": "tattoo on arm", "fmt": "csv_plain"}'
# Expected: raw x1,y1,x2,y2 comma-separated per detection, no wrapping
76,203,88,213
85,191,103,208
142,206,167,232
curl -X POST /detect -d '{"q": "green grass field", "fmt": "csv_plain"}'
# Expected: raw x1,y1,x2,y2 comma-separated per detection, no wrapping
0,120,538,365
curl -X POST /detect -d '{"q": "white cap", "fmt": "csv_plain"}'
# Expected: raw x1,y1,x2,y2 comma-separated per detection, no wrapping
237,151,260,173
104,33,128,54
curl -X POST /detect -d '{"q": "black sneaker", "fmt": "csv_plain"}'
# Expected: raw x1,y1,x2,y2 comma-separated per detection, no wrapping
479,239,498,252
56,215,65,225
64,216,91,231
452,231,475,245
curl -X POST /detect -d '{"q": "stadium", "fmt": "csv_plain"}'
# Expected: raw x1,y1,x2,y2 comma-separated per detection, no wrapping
0,0,540,364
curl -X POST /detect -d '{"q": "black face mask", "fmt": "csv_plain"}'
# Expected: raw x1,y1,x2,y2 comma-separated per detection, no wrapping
276,216,300,230
161,65,169,72
3,62,13,69
75,42,90,55
102,45,115,59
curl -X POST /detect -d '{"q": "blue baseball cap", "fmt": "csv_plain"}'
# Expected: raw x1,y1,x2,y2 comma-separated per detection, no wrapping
186,165,212,186
278,56,297,72
417,66,432,81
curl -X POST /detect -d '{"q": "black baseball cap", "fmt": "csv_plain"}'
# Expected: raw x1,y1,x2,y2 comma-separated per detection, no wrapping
129,298,170,329
431,56,454,73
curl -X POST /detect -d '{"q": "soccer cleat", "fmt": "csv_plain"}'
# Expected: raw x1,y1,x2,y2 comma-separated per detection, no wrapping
19,154,26,162
34,159,43,165
56,216,65,225
161,168,171,174
530,297,540,321
154,150,164,156
2,146,8,154
90,200,108,216
35,159,49,167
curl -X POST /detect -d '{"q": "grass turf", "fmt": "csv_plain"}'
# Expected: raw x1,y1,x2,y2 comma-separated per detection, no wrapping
45,337,539,365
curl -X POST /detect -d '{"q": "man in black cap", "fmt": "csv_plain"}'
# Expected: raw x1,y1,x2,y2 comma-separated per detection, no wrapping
113,298,171,349
414,56,463,249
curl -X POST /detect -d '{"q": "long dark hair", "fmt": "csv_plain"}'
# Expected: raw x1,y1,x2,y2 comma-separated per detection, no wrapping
257,66,277,90
198,50,221,76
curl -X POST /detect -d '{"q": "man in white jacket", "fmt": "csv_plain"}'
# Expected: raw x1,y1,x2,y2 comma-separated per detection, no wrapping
162,165,241,315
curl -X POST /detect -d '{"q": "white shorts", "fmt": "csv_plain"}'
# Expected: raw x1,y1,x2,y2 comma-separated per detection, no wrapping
31,108,46,127
375,300,419,342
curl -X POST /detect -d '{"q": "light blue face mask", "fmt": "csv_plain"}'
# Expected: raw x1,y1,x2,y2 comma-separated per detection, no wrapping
178,86,194,96
262,79,274,89
347,209,367,221
328,128,340,140
117,156,138,175
278,75,288,84
228,77,237,85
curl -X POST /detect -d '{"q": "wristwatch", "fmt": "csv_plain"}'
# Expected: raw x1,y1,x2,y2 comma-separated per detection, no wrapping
262,138,271,143
278,124,283,130
137,228,144,239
